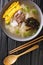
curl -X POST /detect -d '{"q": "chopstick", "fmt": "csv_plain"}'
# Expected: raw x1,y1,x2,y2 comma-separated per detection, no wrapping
9,36,43,54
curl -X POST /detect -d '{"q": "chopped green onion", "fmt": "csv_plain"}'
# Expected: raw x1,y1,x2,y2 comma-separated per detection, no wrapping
32,9,38,14
22,5,30,13
15,29,19,34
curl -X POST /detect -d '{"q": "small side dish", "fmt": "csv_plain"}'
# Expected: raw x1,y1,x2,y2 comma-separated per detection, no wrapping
3,1,40,38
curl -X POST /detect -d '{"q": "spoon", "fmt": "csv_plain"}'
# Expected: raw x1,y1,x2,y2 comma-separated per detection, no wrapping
3,45,39,65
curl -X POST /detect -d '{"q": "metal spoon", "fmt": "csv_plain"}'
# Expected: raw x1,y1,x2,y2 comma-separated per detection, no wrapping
3,45,39,65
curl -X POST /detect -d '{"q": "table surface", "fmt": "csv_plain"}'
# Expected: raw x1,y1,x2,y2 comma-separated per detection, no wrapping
0,0,43,65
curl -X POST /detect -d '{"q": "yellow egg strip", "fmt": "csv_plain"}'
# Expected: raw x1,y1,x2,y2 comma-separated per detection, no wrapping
3,2,19,18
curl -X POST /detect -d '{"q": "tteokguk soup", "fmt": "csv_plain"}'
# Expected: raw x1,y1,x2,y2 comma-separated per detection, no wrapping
3,1,40,38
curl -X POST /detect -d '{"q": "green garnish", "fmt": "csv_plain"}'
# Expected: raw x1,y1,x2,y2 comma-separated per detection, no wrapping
22,5,30,13
24,29,37,37
32,9,38,14
15,29,19,34
25,6,30,12
24,30,33,37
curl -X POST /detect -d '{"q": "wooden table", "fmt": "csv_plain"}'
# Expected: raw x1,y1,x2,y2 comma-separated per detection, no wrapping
0,0,43,65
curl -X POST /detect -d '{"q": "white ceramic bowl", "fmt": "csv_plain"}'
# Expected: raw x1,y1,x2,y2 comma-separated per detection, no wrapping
0,0,43,41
